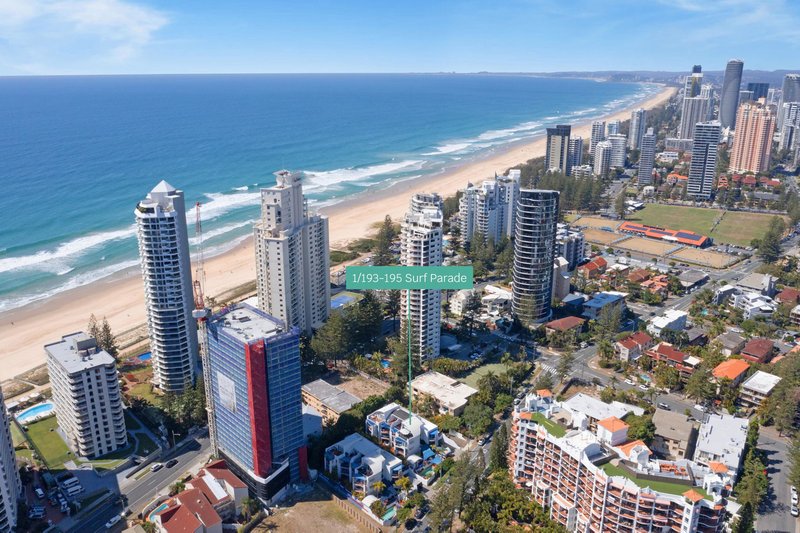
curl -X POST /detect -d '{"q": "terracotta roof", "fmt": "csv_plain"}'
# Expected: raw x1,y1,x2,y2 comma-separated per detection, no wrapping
618,337,639,350
627,269,651,283
579,257,607,272
159,504,202,533
741,338,774,362
648,342,688,363
777,287,800,304
176,488,221,528
545,316,586,332
708,461,729,474
598,416,629,433
519,411,534,421
629,332,653,345
536,389,553,398
617,439,649,457
190,475,226,506
712,359,750,381
204,459,247,489
683,489,705,503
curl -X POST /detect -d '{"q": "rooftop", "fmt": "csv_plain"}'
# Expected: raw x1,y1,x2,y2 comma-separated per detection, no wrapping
598,416,629,433
741,370,782,395
712,359,750,381
210,303,286,344
584,292,624,309
678,269,709,286
653,408,695,443
695,414,749,470
302,379,361,414
410,371,478,411
562,393,643,422
741,338,774,359
714,331,745,351
44,332,116,374
545,316,586,332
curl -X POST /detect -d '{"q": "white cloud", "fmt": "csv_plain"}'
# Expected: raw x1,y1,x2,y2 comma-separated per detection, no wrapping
0,0,168,70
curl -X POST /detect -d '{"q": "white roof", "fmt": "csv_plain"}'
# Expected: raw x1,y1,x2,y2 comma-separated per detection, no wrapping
695,414,748,470
562,393,643,421
411,371,478,411
44,332,116,374
741,371,781,395
151,179,176,194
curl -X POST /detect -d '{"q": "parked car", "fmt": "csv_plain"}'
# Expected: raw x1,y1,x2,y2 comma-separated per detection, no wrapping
34,487,45,499
624,378,635,386
693,404,707,413
657,402,671,410
792,504,799,517
638,384,649,391
793,491,798,506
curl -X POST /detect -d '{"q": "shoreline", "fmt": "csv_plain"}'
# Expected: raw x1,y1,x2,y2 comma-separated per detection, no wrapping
0,85,677,383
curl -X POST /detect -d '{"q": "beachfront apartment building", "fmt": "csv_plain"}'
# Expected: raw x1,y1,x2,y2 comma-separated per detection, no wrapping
607,134,627,168
512,189,559,325
568,137,584,169
365,403,442,460
509,394,728,533
206,303,307,502
629,109,646,150
738,371,782,408
687,121,721,200
458,170,520,245
401,193,444,362
325,433,404,496
134,180,198,392
589,121,605,161
254,170,330,335
729,101,775,174
638,127,656,187
45,332,127,458
410,371,478,417
678,94,711,140
545,125,572,175
593,140,612,178
0,387,20,533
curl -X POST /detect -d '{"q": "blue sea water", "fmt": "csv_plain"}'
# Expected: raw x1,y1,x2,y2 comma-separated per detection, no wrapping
0,74,659,312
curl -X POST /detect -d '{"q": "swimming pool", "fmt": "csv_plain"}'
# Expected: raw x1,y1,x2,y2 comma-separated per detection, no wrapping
138,352,152,361
16,402,54,424
331,294,356,309
148,502,169,522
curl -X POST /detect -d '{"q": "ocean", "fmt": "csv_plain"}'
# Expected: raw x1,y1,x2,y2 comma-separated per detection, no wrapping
0,74,659,312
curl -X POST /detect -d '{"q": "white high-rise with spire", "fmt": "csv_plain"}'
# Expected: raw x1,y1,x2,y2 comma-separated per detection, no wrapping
254,170,330,335
135,181,198,392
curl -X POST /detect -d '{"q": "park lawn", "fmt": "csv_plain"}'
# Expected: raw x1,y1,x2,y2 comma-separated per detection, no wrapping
601,463,709,499
10,422,25,447
713,211,789,247
129,382,160,406
25,416,72,471
134,432,159,456
629,205,718,236
463,363,508,389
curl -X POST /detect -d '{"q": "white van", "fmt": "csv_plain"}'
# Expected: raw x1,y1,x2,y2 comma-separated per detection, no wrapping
65,485,84,497
61,477,80,489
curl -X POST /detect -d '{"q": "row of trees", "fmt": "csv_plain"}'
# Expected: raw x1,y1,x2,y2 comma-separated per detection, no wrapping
309,290,386,365
87,314,119,357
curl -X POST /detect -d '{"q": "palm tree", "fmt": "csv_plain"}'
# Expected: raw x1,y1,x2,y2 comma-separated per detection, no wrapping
395,476,412,495
372,480,386,495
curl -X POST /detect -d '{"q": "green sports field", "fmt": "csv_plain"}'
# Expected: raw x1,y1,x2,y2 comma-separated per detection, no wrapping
629,204,785,247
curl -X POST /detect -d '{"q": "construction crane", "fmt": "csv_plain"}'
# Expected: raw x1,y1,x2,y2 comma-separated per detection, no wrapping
191,201,218,456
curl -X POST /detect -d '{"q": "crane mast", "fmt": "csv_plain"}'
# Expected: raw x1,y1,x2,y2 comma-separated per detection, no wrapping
192,202,218,456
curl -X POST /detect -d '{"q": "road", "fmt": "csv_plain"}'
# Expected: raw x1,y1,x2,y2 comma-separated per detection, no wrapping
757,429,797,533
65,434,211,532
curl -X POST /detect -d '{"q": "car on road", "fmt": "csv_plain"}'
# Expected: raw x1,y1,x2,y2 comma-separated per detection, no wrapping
638,384,649,391
624,379,635,386
150,462,164,472
105,515,122,529
657,402,670,410
693,404,706,413
477,437,485,446
34,487,45,499
792,504,799,517
166,458,179,468
793,491,798,506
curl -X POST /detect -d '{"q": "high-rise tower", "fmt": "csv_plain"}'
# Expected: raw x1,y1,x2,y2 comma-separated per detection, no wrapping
729,101,775,174
545,125,572,175
638,128,657,187
589,121,606,161
512,189,559,325
628,109,646,150
254,170,330,335
135,181,198,392
687,121,721,200
719,59,744,129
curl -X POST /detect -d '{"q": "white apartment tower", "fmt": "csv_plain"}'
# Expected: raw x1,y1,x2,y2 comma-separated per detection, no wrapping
135,181,198,392
254,170,330,335
687,121,721,200
593,140,613,178
401,193,444,362
512,189,559,325
779,102,800,151
606,120,621,136
459,171,520,246
607,133,627,168
638,127,657,187
679,94,711,140
45,332,127,458
628,108,646,150
0,387,19,533
589,121,606,161
545,125,572,175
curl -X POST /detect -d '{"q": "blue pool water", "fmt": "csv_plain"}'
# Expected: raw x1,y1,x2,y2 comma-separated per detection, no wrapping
16,402,54,424
380,359,390,369
331,293,356,309
138,352,152,361
149,502,169,522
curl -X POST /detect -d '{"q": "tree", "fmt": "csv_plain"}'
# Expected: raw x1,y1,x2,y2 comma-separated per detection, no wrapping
169,481,185,496
615,192,627,220
87,314,100,340
240,497,258,521
141,523,157,533
757,216,785,263
653,363,680,391
556,351,575,383
385,290,401,331
370,500,387,519
373,215,396,266
372,480,386,495
626,414,656,444
685,368,715,403
395,476,412,494
310,311,351,365
462,403,492,437
98,317,119,357
489,421,509,472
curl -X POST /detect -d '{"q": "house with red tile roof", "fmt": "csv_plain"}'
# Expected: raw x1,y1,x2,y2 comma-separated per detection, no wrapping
627,268,651,284
544,316,586,337
578,256,607,279
153,487,223,533
645,342,700,380
614,331,654,363
740,338,774,364
776,287,800,306
712,359,750,388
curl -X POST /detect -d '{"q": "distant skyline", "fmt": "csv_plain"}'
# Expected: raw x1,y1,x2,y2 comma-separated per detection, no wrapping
0,0,799,76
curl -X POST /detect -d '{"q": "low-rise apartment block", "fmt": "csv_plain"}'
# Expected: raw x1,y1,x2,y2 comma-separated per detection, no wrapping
324,433,404,496
301,379,360,425
738,371,781,408
647,310,688,337
365,403,441,459
693,414,749,475
614,332,653,363
645,342,701,381
45,332,127,458
410,371,477,416
652,408,697,461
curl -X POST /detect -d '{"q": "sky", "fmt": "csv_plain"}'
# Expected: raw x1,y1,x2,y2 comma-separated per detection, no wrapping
0,0,799,76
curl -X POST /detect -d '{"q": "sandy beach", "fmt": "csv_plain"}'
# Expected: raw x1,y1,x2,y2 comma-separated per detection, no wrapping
0,85,676,382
